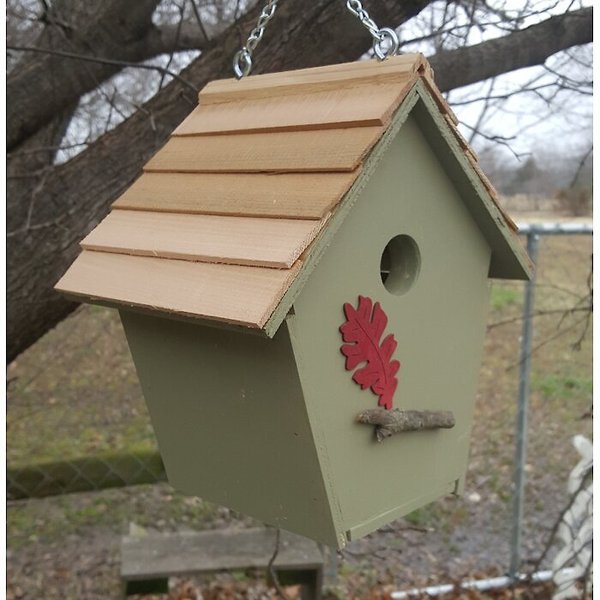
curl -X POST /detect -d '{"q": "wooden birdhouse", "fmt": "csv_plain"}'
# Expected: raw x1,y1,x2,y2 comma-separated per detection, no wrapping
56,54,532,549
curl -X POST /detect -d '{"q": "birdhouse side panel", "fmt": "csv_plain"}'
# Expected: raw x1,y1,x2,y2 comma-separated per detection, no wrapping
287,113,492,544
120,310,340,546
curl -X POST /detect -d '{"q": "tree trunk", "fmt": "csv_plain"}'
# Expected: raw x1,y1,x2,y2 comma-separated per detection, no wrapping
7,0,162,151
6,0,430,362
432,8,592,92
6,3,593,363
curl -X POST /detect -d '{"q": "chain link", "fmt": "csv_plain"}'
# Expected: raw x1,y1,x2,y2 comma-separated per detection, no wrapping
345,0,399,60
233,0,279,79
232,0,399,80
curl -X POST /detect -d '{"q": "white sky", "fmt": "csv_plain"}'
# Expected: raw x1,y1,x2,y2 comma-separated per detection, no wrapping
54,0,593,170
399,0,593,167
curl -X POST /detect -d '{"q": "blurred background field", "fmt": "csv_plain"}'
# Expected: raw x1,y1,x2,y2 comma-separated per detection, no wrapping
7,194,592,599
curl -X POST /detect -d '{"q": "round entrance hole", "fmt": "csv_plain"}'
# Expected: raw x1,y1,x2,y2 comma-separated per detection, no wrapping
380,235,421,295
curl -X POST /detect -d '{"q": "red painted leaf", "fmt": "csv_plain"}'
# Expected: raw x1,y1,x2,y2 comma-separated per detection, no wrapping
339,295,400,410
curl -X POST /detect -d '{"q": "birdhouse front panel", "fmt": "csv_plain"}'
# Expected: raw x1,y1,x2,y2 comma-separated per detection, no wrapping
287,111,492,545
55,55,533,550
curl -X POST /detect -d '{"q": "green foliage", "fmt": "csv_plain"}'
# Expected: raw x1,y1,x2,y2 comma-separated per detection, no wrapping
404,504,439,528
532,373,592,401
490,285,520,311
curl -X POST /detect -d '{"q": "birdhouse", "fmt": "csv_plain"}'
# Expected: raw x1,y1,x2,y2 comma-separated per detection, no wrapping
56,54,532,549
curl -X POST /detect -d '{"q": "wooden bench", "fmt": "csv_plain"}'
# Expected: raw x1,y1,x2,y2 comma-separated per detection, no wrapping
121,527,325,599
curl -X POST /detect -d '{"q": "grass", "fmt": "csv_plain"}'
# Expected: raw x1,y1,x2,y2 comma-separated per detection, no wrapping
7,483,220,549
404,504,440,529
531,373,592,401
489,285,520,311
6,306,156,468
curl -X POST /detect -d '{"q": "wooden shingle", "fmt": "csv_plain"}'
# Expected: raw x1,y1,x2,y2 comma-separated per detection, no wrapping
56,53,530,333
81,211,326,269
58,251,300,328
174,82,412,136
144,127,383,173
112,171,359,219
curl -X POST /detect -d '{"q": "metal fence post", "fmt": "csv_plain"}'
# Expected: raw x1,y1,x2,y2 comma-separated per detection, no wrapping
509,232,540,578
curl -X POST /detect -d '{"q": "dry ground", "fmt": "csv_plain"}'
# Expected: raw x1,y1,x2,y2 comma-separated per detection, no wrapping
7,219,592,599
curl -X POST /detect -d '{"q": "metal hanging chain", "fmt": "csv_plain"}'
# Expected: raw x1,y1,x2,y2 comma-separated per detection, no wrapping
233,0,279,80
345,0,399,60
232,0,399,79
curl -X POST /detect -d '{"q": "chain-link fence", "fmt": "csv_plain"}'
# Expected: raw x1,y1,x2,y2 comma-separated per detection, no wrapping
7,222,593,565
7,451,165,500
509,223,593,577
6,300,165,499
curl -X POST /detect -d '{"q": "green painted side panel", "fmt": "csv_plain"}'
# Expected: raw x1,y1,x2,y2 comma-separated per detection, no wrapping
120,311,339,546
288,113,491,544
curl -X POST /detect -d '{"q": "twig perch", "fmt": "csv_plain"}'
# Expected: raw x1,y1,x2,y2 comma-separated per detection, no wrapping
356,408,455,442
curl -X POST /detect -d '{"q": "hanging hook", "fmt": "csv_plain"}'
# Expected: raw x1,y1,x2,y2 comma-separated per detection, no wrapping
373,27,400,61
232,0,279,80
346,1,400,60
233,49,253,80
231,0,400,80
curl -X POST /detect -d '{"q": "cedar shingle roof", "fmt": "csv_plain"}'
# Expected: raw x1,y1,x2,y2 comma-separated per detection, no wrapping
56,54,531,332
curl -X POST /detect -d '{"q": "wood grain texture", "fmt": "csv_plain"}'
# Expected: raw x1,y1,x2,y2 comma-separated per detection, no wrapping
421,75,459,125
199,54,425,105
55,251,300,328
112,171,360,219
443,114,471,152
121,528,323,579
144,127,383,173
356,408,456,442
439,109,517,233
175,82,413,136
81,210,326,268
466,155,518,232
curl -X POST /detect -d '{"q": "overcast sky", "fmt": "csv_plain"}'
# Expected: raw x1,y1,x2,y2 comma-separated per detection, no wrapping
54,0,593,171
400,0,593,167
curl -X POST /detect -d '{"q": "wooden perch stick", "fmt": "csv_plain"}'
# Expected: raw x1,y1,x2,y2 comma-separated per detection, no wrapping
356,408,455,442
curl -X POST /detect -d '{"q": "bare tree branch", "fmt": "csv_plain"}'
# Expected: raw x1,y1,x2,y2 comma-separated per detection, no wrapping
6,2,594,362
431,6,592,92
6,0,431,362
7,44,200,93
7,0,166,150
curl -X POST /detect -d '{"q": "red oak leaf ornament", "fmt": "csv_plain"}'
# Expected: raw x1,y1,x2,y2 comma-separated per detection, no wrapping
339,296,400,410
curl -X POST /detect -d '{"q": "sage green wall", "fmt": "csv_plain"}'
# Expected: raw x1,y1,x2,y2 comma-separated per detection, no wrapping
120,311,339,545
288,112,492,546
118,105,495,550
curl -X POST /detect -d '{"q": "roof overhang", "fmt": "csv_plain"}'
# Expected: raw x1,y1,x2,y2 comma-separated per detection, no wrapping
56,56,532,339
263,80,533,337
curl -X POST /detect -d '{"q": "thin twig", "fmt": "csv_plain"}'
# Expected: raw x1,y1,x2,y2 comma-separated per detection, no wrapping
157,2,185,92
579,545,593,598
7,44,199,93
189,0,210,43
505,314,590,371
267,528,290,600
487,306,592,331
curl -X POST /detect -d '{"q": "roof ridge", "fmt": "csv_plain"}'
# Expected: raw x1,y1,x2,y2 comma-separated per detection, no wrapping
198,54,426,106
